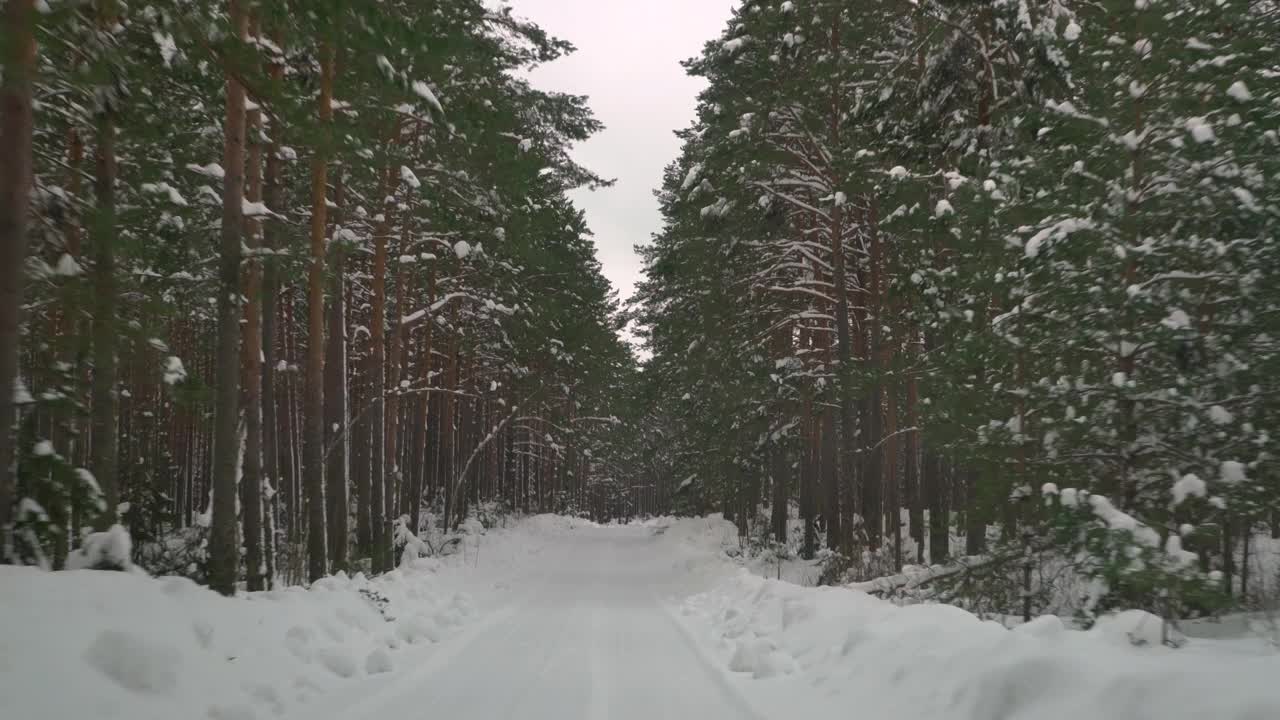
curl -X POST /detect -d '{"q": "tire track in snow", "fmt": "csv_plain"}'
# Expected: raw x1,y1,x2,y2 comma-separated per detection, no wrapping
307,575,544,720
649,585,769,720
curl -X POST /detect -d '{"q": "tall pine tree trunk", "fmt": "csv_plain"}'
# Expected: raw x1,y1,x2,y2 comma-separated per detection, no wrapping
209,0,248,595
800,383,817,559
906,370,923,564
0,0,36,545
240,46,265,591
384,241,406,562
406,268,434,534
965,467,986,555
52,125,87,564
925,450,948,563
304,42,334,582
828,203,855,554
886,377,902,571
862,201,886,552
325,172,348,573
352,376,371,558
259,30,285,588
821,407,839,551
369,178,391,573
770,441,789,544
280,296,298,547
89,0,121,531
440,309,459,529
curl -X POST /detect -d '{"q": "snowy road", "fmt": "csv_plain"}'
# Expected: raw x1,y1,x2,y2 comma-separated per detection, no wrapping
345,526,758,720
10,516,1280,720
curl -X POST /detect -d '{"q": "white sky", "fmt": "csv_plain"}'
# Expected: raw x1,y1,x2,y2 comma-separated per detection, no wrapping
504,0,736,307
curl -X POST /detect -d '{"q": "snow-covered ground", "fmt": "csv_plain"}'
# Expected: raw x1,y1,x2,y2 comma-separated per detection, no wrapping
660,516,1280,720
324,521,760,720
0,517,562,720
3,514,1278,720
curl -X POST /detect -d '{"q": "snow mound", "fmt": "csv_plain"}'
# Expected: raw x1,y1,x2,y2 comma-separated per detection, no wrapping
365,648,394,675
396,614,443,644
315,646,358,678
666,515,1280,720
0,541,490,720
84,629,182,695
1090,609,1170,647
66,524,134,571
1014,614,1067,638
729,635,797,678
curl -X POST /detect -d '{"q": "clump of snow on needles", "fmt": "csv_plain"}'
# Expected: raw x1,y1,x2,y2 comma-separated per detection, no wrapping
163,356,187,385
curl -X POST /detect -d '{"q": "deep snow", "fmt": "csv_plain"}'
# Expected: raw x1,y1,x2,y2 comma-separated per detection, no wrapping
2,514,1278,720
0,518,555,720
660,516,1280,720
321,523,761,720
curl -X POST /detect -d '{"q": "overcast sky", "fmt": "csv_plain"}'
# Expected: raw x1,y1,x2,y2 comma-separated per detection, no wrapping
504,0,736,307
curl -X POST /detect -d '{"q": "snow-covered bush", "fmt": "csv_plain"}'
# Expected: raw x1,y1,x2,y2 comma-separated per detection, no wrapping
471,499,515,529
133,526,209,582
66,525,136,572
9,417,106,568
1043,489,1225,628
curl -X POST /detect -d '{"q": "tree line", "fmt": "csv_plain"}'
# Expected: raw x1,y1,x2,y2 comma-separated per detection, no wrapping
634,0,1280,618
0,0,644,592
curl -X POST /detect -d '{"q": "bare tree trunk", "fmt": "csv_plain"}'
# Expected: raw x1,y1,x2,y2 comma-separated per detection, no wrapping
906,367,923,563
769,437,788,543
259,31,285,589
385,240,406,563
304,43,334,582
352,375,371,558
926,451,948,563
800,384,817,559
821,407,839,551
369,186,390,573
1240,525,1250,602
0,0,37,548
209,0,249,595
964,467,986,555
1222,520,1235,599
828,215,856,555
406,267,434,534
440,311,459,529
279,296,297,545
38,49,72,568
886,377,902,570
325,172,349,573
862,201,886,552
240,36,265,591
89,1,121,532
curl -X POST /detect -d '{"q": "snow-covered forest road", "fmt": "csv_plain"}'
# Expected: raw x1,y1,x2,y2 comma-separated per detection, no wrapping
331,527,758,720
5,516,1280,720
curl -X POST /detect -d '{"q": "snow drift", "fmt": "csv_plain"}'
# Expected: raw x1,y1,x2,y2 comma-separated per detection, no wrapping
0,560,480,720
0,514,578,720
663,516,1280,720
4,514,1276,720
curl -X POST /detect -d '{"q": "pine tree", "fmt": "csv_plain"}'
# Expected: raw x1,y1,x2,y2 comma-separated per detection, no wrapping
0,0,38,558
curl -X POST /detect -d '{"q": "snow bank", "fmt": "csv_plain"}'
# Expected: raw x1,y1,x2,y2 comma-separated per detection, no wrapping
518,512,601,534
9,515,1276,720
0,515,593,720
667,516,1280,720
0,557,482,720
